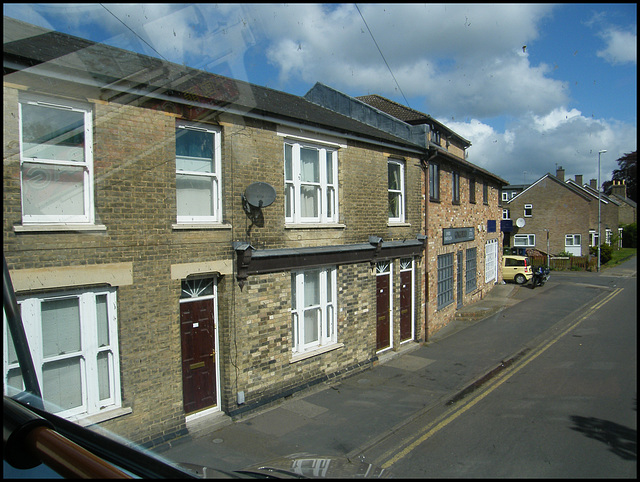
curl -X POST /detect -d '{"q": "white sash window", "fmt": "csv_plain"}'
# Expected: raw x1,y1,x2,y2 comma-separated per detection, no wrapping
3,289,121,420
19,94,94,224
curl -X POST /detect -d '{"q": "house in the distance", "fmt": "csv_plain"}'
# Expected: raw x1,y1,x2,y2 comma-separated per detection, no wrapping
505,167,626,257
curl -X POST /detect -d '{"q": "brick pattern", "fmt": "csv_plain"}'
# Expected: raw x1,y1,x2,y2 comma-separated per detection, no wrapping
506,176,619,255
3,85,426,445
426,158,503,339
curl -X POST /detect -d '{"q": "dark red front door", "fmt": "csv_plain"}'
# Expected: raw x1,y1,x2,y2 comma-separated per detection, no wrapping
400,270,412,342
376,273,391,350
180,298,216,414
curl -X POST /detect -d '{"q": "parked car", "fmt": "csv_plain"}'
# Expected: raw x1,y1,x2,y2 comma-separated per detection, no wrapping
502,255,533,284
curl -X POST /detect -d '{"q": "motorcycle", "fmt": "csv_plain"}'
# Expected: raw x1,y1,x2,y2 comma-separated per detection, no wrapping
531,266,550,288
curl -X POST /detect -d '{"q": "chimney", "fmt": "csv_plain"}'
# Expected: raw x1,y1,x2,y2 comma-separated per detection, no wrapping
574,174,583,186
610,179,627,199
556,166,565,181
590,179,597,190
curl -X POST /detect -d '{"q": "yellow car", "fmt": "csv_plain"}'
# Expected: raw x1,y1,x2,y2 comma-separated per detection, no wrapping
502,254,533,284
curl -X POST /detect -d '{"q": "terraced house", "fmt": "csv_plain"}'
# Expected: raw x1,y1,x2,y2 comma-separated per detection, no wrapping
305,88,508,338
3,17,430,447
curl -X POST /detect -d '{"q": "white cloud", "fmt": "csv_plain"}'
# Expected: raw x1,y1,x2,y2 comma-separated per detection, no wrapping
5,3,635,188
249,4,567,119
448,113,636,186
597,28,637,65
532,108,583,132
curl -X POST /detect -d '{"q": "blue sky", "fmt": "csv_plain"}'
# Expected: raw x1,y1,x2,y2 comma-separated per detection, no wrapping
4,3,636,186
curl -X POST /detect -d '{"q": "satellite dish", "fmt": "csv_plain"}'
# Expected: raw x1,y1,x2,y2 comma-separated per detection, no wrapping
516,218,526,228
244,182,276,208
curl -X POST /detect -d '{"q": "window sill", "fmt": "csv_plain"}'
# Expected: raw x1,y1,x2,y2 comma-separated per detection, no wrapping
387,221,411,227
290,342,344,363
172,223,232,230
14,224,107,233
285,223,346,230
69,406,132,427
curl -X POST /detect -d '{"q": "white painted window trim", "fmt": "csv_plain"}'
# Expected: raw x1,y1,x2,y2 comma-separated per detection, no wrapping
524,204,533,217
388,159,405,223
3,288,122,421
291,267,338,355
19,93,95,225
176,121,222,224
565,234,581,246
284,140,339,225
514,234,535,247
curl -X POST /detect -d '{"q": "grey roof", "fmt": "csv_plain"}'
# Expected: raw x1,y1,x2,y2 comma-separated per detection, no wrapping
609,194,637,209
3,16,420,152
304,83,507,185
356,94,471,147
508,173,594,203
304,83,428,148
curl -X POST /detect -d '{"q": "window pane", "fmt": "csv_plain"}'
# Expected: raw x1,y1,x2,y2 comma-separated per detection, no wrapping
6,326,19,365
285,184,293,218
22,162,85,216
326,187,334,218
96,294,109,347
97,351,111,401
388,163,400,190
300,147,319,183
43,357,82,412
300,185,319,218
176,156,213,173
285,144,293,181
303,271,320,307
325,150,334,184
42,298,81,357
389,192,401,218
6,368,24,396
303,308,320,344
176,128,213,160
181,278,214,299
22,103,85,162
176,174,214,216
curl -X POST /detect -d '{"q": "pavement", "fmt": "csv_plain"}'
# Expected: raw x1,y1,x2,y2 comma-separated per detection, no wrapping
154,257,636,476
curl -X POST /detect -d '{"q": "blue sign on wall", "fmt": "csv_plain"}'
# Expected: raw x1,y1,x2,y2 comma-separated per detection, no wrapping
487,220,496,233
501,220,513,232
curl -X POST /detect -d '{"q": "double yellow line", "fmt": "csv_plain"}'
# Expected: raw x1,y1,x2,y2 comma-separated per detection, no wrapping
377,287,623,469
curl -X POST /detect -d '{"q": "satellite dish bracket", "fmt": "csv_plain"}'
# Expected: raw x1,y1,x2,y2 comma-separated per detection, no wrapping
242,182,276,231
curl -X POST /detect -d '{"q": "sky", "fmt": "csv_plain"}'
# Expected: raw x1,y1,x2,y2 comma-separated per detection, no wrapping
4,3,637,187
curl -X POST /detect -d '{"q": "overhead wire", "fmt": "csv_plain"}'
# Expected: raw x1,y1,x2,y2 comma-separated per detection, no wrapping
354,4,411,109
99,3,170,63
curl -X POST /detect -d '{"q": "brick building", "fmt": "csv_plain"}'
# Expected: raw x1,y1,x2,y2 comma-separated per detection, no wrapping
609,180,637,226
305,89,508,339
3,17,429,447
505,167,622,257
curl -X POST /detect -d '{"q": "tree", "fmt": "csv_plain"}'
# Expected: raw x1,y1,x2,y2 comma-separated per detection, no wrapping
603,151,637,202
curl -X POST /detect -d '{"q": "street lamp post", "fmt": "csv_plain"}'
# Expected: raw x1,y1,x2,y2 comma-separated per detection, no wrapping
597,150,607,272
